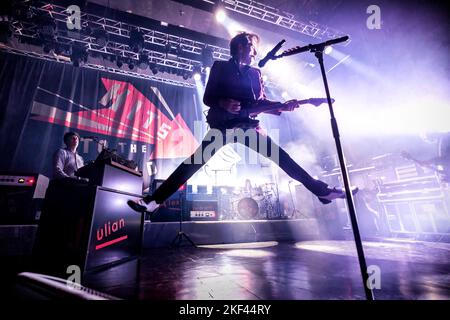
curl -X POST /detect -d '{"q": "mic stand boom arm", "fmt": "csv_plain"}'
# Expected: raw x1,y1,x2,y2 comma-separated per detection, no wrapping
271,36,349,61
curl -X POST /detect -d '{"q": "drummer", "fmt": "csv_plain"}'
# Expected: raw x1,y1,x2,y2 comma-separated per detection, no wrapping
243,179,253,197
241,179,265,201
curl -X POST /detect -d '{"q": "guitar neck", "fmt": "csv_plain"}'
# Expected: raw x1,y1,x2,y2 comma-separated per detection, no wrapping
242,99,311,117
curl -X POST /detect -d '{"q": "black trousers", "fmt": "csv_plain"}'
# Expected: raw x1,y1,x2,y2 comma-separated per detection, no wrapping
147,128,330,204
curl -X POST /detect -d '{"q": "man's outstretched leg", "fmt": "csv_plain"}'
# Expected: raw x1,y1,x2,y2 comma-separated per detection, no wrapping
240,129,358,204
127,130,225,213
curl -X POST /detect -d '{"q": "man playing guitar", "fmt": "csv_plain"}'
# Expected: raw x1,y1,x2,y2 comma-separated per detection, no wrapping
128,32,357,213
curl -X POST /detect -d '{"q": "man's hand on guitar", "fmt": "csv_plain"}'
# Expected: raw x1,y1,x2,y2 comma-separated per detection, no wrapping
280,99,301,112
307,98,335,106
219,98,241,114
278,98,333,112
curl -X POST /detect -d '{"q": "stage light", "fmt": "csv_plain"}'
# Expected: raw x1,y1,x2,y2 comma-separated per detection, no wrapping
164,42,172,55
138,54,149,69
53,44,62,55
182,71,191,80
128,60,135,70
201,46,214,68
159,65,167,73
175,44,183,56
129,29,144,53
43,43,52,54
90,50,100,58
262,75,268,82
150,64,158,75
175,68,183,77
116,57,123,68
70,45,87,67
92,28,108,47
215,8,226,23
226,22,244,37
324,46,333,55
193,65,202,81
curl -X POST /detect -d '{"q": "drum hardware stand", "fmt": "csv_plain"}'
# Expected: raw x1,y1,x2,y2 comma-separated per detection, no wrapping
262,182,281,219
170,190,196,248
261,35,374,300
210,168,233,220
288,181,308,219
272,181,282,218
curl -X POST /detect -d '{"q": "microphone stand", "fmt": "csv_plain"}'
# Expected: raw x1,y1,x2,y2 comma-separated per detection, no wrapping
268,37,374,300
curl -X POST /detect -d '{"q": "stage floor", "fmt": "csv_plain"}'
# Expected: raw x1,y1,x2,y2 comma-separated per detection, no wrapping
83,239,450,300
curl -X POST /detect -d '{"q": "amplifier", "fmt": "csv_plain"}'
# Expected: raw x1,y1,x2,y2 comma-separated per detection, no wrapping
188,200,218,221
33,180,143,275
186,192,218,201
0,173,49,224
149,180,188,222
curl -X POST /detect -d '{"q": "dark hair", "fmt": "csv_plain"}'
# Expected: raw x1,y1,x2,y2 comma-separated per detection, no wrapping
63,131,80,145
229,32,259,57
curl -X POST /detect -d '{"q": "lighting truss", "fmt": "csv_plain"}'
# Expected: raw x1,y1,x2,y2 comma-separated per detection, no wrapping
8,1,231,80
0,45,195,88
206,0,349,42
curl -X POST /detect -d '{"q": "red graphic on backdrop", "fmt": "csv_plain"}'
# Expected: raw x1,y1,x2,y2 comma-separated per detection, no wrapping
30,78,199,159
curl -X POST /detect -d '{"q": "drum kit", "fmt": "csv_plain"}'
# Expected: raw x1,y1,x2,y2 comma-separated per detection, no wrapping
220,182,281,220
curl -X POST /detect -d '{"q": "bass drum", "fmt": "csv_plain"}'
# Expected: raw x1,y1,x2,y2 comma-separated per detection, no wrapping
237,197,259,220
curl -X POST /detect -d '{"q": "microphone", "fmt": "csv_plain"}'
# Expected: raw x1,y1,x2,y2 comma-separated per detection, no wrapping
258,39,286,68
279,36,350,58
323,35,349,47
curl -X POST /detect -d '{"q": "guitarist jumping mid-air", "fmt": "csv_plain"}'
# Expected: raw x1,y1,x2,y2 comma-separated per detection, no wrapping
128,32,358,214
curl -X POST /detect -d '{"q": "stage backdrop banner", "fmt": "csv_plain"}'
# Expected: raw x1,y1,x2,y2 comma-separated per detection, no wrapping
0,52,201,191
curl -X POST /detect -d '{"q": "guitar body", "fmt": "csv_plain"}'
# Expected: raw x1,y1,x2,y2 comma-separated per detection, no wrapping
206,107,260,130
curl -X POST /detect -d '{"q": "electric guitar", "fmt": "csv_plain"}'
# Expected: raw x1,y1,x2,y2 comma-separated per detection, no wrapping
207,98,332,130
400,151,450,183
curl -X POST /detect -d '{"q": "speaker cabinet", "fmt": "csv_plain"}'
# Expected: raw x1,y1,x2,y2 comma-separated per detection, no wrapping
148,180,188,222
0,173,49,224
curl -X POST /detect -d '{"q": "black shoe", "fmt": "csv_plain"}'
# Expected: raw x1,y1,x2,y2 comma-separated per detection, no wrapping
127,198,160,213
318,186,359,204
127,199,148,213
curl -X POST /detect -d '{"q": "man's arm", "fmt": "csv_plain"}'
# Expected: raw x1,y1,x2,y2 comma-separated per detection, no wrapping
53,149,69,179
203,61,221,108
203,61,242,114
78,154,84,168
